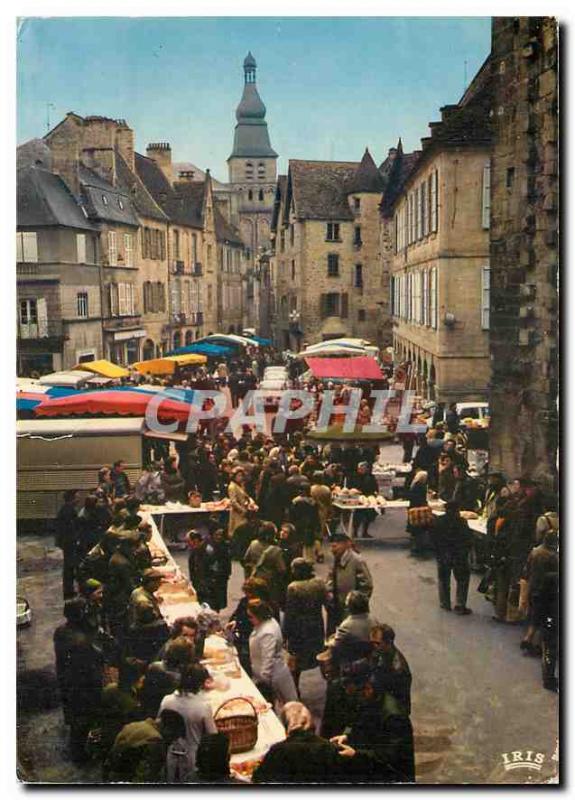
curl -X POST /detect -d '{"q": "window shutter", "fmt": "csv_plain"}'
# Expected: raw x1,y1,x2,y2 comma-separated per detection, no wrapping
125,234,133,267
76,234,86,264
422,182,429,236
431,171,438,233
16,233,23,262
23,232,38,262
108,231,117,265
423,270,429,326
482,163,491,229
481,266,490,329
430,269,437,329
118,283,127,316
36,298,48,337
341,293,348,318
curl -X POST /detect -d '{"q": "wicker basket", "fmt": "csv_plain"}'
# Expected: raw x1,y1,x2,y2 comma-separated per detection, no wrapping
214,696,259,754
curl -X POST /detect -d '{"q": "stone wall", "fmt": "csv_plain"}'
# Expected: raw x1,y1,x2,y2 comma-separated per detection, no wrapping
489,17,558,491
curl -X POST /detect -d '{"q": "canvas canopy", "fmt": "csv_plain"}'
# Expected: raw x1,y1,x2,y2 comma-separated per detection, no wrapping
305,356,384,381
72,359,130,379
133,353,207,375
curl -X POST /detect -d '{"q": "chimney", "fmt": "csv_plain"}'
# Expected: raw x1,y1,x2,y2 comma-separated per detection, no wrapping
81,146,117,186
50,139,81,199
115,119,135,171
146,143,173,183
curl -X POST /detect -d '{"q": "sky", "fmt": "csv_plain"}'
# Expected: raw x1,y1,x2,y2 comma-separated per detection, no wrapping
17,17,492,182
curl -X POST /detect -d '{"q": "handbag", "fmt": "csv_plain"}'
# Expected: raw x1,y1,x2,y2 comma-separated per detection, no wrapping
408,506,434,528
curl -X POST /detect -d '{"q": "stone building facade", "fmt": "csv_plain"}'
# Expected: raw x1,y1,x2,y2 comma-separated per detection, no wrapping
383,59,493,403
488,17,558,491
17,165,103,373
270,151,385,350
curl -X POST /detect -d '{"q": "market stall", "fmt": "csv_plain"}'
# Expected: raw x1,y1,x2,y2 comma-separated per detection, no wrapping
132,353,207,376
72,359,130,379
141,507,286,780
305,355,384,382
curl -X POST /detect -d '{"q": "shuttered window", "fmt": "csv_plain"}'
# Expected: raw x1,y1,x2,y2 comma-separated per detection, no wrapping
481,266,490,329
125,234,134,267
482,163,491,229
430,170,438,233
423,270,429,326
422,181,429,236
108,231,117,266
430,268,438,329
76,234,86,264
17,232,38,263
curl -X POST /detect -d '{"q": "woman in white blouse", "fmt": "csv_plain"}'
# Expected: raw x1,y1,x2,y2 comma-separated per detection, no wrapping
247,599,298,706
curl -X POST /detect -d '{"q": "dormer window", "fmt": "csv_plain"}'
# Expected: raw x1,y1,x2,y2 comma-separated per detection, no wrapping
102,195,108,206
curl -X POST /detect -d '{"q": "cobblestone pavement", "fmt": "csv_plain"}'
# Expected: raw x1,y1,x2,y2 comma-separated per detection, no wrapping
16,446,559,784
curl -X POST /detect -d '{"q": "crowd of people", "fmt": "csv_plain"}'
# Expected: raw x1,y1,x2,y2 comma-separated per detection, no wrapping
47,352,558,783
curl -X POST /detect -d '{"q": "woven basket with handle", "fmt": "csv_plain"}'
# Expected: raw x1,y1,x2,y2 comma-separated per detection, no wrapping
214,696,259,754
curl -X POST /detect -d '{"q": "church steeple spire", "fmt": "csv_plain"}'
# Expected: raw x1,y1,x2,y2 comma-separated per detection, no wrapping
228,52,277,161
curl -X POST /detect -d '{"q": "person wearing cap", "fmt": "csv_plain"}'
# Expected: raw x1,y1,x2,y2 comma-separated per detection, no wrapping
326,534,373,636
128,569,164,628
126,568,170,662
430,501,474,614
368,624,412,715
283,559,329,691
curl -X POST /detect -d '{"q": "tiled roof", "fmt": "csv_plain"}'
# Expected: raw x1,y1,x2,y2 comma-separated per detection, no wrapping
17,138,53,170
288,160,359,221
115,150,168,222
271,174,287,231
17,165,98,230
347,148,385,194
79,165,139,226
380,149,421,216
173,162,228,191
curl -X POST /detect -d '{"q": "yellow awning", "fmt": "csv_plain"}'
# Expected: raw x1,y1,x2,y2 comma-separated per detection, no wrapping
73,359,130,379
133,354,207,375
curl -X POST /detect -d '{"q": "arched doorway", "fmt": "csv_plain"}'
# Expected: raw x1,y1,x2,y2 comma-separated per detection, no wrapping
173,331,182,351
142,339,155,361
185,330,193,346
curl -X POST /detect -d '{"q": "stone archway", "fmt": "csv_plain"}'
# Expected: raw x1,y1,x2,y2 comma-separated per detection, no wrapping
185,330,193,346
173,331,182,351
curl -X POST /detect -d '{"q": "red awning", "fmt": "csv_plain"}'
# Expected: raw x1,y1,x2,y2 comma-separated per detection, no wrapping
35,390,199,422
305,356,383,381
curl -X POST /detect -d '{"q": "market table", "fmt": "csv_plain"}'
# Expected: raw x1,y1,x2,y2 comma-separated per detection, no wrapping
141,500,229,548
332,497,446,538
141,506,286,781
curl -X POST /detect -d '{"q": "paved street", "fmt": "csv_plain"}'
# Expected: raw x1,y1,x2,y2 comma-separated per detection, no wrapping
16,448,558,784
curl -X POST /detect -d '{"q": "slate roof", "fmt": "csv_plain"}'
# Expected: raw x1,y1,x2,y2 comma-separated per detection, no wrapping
214,207,243,245
17,138,53,170
135,153,202,229
287,160,359,221
17,165,98,231
347,148,385,194
115,150,168,222
271,175,287,231
79,165,139,227
379,144,422,217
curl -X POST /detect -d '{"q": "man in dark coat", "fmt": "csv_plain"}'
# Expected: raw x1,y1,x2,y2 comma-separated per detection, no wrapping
253,701,348,783
110,460,131,498
207,529,232,612
289,484,320,559
445,403,460,435
331,664,415,784
431,501,475,614
187,531,215,606
54,489,81,599
53,597,104,762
